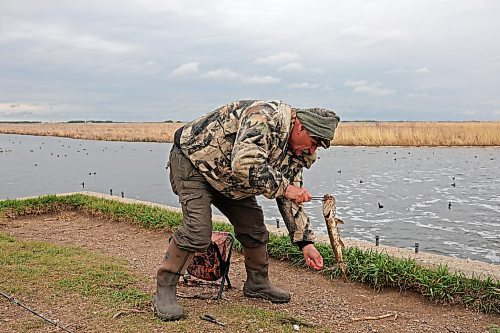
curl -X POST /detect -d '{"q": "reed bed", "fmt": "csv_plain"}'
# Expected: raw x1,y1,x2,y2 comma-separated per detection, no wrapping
0,122,182,143
1,194,498,314
1,121,499,146
334,121,500,146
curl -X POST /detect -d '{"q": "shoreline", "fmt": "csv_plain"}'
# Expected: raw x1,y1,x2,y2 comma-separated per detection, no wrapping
35,191,499,281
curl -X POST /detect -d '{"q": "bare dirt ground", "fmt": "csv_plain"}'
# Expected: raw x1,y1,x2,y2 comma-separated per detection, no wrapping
1,211,499,333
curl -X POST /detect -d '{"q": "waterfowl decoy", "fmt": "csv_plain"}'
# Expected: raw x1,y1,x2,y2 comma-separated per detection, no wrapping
448,202,452,209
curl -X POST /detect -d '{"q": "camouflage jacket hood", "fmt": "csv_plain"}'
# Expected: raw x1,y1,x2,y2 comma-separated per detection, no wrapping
178,100,316,200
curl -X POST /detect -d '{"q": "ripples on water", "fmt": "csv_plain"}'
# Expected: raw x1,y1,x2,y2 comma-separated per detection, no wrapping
1,134,499,263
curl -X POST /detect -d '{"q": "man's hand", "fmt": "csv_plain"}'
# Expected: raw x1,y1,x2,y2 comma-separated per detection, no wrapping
284,185,312,204
302,244,323,270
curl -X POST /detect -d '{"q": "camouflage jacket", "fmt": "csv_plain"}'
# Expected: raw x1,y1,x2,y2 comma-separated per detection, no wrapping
178,100,316,244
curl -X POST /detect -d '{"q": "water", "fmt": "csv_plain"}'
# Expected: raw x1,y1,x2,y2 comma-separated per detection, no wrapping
1,134,499,264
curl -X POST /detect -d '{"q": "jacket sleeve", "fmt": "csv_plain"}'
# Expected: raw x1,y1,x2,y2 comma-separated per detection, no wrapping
276,168,316,245
276,198,316,245
231,104,290,199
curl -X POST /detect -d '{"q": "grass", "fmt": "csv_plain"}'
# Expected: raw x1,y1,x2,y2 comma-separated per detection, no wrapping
0,232,149,307
1,193,499,316
0,232,152,331
1,121,500,146
165,304,327,333
0,232,328,332
489,325,500,333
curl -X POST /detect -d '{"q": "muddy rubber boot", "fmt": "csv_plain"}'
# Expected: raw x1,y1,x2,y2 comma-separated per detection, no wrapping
243,244,291,303
152,240,194,321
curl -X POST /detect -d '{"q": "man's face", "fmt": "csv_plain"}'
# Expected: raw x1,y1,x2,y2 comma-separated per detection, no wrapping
288,120,319,156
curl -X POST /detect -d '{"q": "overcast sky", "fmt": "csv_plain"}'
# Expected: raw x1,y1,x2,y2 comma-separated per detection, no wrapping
1,1,499,122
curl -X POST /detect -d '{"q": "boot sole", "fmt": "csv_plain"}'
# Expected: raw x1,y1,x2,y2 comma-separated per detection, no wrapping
243,290,291,304
151,300,183,321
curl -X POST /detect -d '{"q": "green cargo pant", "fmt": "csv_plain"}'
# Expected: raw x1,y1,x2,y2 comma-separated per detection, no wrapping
168,145,269,252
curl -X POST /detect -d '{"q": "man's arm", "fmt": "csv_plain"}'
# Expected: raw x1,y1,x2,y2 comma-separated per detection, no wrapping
277,167,323,270
276,197,324,270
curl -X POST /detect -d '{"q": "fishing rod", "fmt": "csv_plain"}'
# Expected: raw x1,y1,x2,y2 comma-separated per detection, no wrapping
0,290,75,333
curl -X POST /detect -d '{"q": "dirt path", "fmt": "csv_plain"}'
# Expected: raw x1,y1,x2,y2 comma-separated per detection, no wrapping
1,211,499,333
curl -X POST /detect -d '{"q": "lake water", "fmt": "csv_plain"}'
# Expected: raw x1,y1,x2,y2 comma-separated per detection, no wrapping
1,134,499,264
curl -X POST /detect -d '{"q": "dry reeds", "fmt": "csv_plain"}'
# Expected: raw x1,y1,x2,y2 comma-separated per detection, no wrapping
333,121,500,146
1,121,499,146
0,122,183,143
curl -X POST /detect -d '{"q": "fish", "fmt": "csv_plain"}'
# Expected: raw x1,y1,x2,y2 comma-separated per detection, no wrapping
321,194,348,282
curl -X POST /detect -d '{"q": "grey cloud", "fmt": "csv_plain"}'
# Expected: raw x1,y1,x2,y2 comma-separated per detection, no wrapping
289,82,321,89
415,67,430,74
1,19,134,53
388,67,430,75
200,68,239,80
344,80,396,97
169,62,201,78
172,64,281,85
278,62,305,72
1,0,499,121
254,52,300,65
242,75,280,84
338,25,411,46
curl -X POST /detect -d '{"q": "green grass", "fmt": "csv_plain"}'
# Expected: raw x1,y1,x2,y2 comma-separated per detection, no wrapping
164,303,327,333
0,194,182,229
489,325,500,333
267,235,499,314
0,231,330,332
0,232,150,310
1,193,499,315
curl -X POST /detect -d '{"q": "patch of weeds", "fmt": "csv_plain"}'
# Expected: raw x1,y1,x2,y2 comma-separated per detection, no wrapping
268,233,500,314
488,324,500,333
161,304,328,333
0,232,149,310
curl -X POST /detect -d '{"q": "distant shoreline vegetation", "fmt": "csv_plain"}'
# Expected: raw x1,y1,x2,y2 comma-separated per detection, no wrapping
0,121,499,146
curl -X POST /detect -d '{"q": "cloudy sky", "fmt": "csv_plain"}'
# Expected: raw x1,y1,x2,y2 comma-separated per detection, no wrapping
1,1,499,122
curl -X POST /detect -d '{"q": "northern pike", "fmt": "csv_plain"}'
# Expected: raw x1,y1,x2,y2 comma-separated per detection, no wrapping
321,194,348,282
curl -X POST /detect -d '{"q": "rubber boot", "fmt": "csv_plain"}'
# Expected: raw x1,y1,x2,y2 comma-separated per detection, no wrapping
152,239,194,321
243,244,291,303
